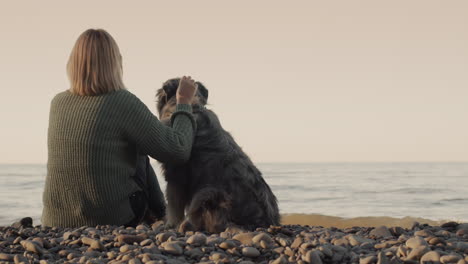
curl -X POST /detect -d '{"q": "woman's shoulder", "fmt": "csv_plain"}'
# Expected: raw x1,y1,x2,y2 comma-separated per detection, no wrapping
112,89,139,101
49,89,150,114
51,90,70,100
50,89,138,102
49,90,72,108
110,89,149,110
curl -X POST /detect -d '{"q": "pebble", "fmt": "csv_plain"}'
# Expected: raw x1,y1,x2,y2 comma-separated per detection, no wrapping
84,251,101,258
20,240,45,255
389,226,405,236
428,237,445,245
116,234,144,244
370,226,393,238
455,242,468,252
210,251,227,261
316,247,330,259
11,217,33,229
187,233,207,246
304,250,323,264
291,237,303,248
207,236,225,245
232,232,255,246
242,247,260,258
106,251,117,259
0,254,13,261
271,246,282,254
420,250,441,263
406,236,428,249
374,242,390,249
219,240,236,249
284,247,294,257
440,254,461,263
377,251,389,264
13,236,22,245
406,245,429,260
415,230,433,237
32,237,45,248
140,239,153,247
128,259,142,264
14,254,29,263
185,248,204,259
63,231,80,240
441,222,459,229
360,255,377,264
253,232,274,245
348,235,375,246
276,237,290,247
333,237,349,247
271,255,288,264
67,252,82,260
81,237,104,251
397,245,407,258
163,242,183,255
119,244,136,253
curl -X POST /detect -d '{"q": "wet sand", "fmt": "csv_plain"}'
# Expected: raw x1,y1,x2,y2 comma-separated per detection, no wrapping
281,214,443,229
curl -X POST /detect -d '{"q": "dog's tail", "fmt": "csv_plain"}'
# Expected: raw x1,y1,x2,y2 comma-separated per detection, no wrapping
186,187,232,233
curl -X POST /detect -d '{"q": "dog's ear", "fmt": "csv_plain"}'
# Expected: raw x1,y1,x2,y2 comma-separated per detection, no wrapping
156,78,180,115
196,82,209,101
155,88,167,115
162,78,179,100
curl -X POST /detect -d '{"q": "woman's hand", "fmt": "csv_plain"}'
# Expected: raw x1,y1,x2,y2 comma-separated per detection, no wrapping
176,76,198,105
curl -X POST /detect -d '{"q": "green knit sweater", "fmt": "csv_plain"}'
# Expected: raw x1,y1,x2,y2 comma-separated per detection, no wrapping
42,89,195,227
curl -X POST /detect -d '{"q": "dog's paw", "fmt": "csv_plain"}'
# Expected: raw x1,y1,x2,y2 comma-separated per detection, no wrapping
224,224,244,234
150,220,165,232
178,219,195,233
163,222,177,230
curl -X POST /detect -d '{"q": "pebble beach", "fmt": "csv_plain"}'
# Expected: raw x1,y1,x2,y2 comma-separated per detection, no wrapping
1,218,468,264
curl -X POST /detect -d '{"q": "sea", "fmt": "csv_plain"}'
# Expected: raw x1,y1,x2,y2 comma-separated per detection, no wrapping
1,162,467,227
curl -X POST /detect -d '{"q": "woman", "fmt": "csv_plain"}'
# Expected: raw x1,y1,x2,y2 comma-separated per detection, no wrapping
41,29,197,227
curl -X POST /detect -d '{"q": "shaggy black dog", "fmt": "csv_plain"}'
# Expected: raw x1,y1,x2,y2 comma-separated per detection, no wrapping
156,78,280,233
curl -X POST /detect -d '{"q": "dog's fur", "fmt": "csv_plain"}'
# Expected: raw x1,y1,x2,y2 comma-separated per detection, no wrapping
156,78,280,233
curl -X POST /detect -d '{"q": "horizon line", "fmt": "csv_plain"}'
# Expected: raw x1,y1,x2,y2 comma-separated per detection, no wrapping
1,161,468,166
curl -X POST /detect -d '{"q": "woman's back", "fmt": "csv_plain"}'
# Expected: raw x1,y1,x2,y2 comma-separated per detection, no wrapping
44,89,145,227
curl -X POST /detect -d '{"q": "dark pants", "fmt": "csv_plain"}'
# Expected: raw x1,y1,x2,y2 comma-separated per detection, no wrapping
125,155,166,227
125,190,147,227
125,155,151,227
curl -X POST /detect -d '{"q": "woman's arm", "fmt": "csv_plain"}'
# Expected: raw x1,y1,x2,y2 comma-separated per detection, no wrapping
120,76,198,163
118,91,195,164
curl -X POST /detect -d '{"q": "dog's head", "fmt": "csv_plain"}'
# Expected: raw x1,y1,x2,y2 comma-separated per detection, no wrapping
156,78,208,121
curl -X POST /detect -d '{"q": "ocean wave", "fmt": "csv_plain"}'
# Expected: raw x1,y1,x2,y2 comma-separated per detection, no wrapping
272,185,316,192
378,187,449,194
440,198,468,202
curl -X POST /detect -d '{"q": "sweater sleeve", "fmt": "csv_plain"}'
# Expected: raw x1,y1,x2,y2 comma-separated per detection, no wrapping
120,91,196,164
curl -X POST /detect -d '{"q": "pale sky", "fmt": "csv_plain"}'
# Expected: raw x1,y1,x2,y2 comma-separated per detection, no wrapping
0,0,467,164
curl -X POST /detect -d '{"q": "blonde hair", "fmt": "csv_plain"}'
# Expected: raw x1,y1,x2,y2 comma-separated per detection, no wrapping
67,29,125,96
